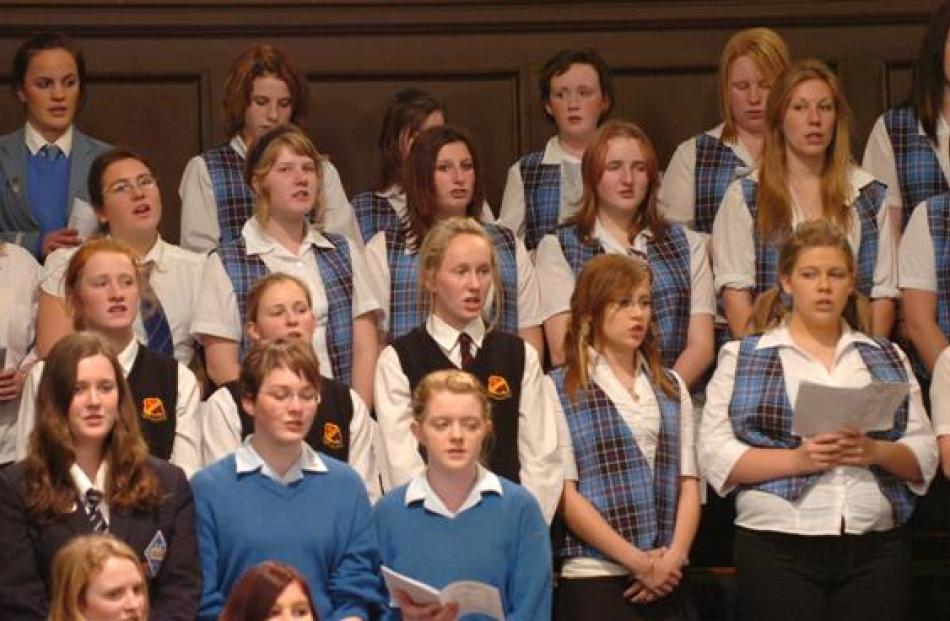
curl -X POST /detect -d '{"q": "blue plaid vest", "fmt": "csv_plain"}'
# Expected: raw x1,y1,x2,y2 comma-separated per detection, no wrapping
883,106,949,232
694,132,746,234
742,177,883,297
555,223,692,369
729,334,915,523
385,223,519,341
351,190,401,244
927,192,950,338
552,367,681,558
201,144,255,246
519,150,561,251
217,232,355,384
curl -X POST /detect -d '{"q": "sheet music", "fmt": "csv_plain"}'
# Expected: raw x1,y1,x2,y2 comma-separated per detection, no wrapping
792,380,909,437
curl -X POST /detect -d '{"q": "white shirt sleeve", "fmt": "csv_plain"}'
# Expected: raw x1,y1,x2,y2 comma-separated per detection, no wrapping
39,248,71,297
190,252,242,342
170,364,202,478
364,232,392,334
861,116,904,216
685,229,716,316
517,344,563,524
870,197,900,299
514,236,543,329
178,155,221,254
14,363,43,461
698,342,751,496
711,181,756,292
200,387,244,467
898,200,937,291
659,137,698,228
673,370,699,477
932,347,950,436
498,161,527,241
535,233,576,321
347,238,382,320
373,345,424,487
892,344,939,496
347,388,382,503
320,161,364,249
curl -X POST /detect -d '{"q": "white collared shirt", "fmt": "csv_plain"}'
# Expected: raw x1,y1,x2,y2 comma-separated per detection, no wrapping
70,461,110,523
42,237,205,365
404,466,503,519
24,122,73,157
700,324,938,536
374,314,562,523
178,134,364,253
659,123,755,234
498,136,584,245
235,436,327,485
931,347,950,437
711,165,899,299
191,217,380,379
897,198,941,292
534,217,715,321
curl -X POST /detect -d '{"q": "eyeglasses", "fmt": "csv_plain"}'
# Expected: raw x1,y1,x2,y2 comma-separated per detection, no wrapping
107,174,157,196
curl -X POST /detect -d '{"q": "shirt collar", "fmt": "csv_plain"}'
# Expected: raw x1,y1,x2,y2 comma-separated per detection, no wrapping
141,236,166,266
404,465,502,518
24,122,73,157
542,135,582,165
230,134,248,159
243,217,335,256
588,345,650,377
69,461,109,498
592,216,652,255
427,313,487,352
234,436,327,485
756,321,880,354
117,338,139,377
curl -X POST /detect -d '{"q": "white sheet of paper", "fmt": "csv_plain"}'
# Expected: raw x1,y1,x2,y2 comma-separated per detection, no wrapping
381,566,505,620
792,380,909,437
68,197,100,239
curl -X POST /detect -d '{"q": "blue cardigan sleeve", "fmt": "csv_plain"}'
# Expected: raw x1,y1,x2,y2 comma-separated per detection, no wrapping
506,492,553,621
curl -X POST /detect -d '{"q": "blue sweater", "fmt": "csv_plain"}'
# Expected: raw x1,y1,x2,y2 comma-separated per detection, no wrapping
191,454,383,621
373,478,552,621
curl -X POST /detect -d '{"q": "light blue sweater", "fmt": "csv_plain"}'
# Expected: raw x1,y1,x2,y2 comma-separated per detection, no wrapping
191,454,383,621
373,477,552,621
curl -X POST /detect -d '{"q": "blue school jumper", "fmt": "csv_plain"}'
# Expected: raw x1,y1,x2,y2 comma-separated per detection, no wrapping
694,132,746,234
883,106,949,232
519,151,561,251
351,190,401,243
201,144,254,246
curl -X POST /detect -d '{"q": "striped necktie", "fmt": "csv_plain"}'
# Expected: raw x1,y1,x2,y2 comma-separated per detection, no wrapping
458,332,475,370
140,261,174,357
40,144,64,160
84,489,108,534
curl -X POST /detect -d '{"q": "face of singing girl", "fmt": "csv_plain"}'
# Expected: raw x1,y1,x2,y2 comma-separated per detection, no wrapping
17,47,80,143
780,245,854,332
781,78,836,163
728,54,770,136
74,252,139,341
596,279,653,359
80,555,147,621
67,353,119,451
243,366,319,449
545,62,610,148
433,141,475,218
426,233,494,331
412,389,491,478
595,136,651,218
259,146,319,225
247,280,317,344
98,158,162,246
242,74,293,148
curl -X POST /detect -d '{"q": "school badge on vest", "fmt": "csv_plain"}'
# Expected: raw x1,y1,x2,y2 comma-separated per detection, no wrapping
141,397,167,422
323,422,343,449
144,530,167,578
486,374,512,400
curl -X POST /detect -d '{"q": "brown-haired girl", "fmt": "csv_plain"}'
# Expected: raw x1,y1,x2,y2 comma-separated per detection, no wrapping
16,237,202,476
700,220,937,620
0,332,200,619
220,561,318,621
179,44,360,252
713,59,898,339
192,125,380,407
545,253,699,619
536,119,715,389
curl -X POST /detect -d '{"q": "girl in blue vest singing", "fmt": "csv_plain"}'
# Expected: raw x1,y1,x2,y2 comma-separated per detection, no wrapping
192,125,380,407
375,216,561,523
179,44,360,253
201,272,380,500
546,253,699,620
374,369,552,621
498,48,614,252
700,220,938,620
536,120,715,390
713,59,898,339
364,125,544,354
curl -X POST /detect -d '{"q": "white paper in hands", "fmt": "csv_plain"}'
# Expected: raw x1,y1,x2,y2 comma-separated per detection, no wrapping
68,198,100,239
381,565,505,620
792,380,909,437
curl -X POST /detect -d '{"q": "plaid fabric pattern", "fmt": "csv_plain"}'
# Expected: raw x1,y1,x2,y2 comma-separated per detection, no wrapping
883,106,949,232
729,335,915,523
556,224,691,368
694,132,745,234
351,190,401,243
741,177,782,297
928,192,950,338
483,223,519,333
519,150,561,251
853,180,885,297
553,367,681,559
218,234,355,383
202,144,255,245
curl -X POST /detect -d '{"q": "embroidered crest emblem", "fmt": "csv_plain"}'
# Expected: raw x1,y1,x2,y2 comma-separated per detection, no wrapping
141,397,167,422
143,530,167,578
323,422,343,449
486,374,512,400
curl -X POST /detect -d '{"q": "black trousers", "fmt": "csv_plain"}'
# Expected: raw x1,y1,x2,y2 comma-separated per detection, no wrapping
734,526,909,621
555,575,697,621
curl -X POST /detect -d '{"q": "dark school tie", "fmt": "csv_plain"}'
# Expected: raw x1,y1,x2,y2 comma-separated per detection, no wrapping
85,489,108,534
140,261,174,357
40,144,64,160
458,332,475,370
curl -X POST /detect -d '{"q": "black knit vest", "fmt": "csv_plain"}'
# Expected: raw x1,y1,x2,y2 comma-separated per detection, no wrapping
392,327,524,482
125,346,179,460
226,377,352,462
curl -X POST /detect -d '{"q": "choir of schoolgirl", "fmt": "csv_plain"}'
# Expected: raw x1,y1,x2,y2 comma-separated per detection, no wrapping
3,4,950,618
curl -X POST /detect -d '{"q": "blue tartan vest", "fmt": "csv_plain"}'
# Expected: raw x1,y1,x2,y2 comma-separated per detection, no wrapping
555,223,692,369
729,334,915,523
217,232,355,384
201,144,255,246
351,190,401,244
883,106,949,232
694,132,746,234
927,193,950,338
552,367,681,558
519,150,561,251
742,177,883,297
385,223,520,341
